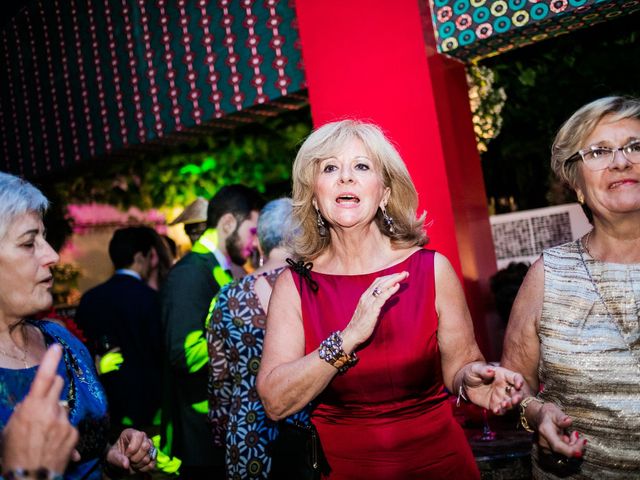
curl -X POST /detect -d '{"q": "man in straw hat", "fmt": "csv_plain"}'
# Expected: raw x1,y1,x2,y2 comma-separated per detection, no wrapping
169,197,208,245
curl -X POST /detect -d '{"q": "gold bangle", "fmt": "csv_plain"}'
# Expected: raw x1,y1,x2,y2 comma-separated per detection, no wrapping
519,396,544,433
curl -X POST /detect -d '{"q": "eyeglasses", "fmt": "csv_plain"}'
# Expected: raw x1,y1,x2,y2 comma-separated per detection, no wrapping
567,140,640,171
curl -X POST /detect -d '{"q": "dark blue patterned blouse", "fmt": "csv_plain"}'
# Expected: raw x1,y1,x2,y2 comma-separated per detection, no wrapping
0,320,109,480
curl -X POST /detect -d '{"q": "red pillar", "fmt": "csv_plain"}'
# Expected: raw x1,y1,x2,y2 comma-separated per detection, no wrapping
295,0,499,358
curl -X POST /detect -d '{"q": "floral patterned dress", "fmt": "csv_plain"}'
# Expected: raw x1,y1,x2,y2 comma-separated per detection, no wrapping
207,268,309,479
0,320,109,480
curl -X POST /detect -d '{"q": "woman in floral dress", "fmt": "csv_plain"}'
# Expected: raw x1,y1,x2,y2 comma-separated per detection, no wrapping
207,198,308,479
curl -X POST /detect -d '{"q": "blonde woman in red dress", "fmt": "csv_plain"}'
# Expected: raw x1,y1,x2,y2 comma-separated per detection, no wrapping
257,120,523,479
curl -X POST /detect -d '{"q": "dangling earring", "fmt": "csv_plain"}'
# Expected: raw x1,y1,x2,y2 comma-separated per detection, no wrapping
316,208,328,237
258,255,264,267
577,191,585,204
382,208,395,234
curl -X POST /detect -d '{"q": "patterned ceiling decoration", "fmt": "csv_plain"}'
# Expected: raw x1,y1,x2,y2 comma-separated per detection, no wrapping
0,0,305,179
429,0,640,62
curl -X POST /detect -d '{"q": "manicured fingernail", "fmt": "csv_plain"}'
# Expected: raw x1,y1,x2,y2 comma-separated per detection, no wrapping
573,451,582,458
583,439,588,445
487,369,494,373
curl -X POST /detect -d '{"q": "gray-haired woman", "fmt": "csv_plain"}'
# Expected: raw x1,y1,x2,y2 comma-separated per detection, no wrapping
502,96,640,478
0,172,156,479
206,198,308,479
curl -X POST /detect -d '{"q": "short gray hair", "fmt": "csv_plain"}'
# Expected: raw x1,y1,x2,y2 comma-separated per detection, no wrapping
551,96,640,189
258,198,294,257
0,172,49,239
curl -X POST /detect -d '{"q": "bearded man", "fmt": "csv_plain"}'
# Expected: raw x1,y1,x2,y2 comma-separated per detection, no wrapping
160,185,263,479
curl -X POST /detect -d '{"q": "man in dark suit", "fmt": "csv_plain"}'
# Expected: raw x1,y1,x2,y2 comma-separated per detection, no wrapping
75,226,163,438
160,185,263,479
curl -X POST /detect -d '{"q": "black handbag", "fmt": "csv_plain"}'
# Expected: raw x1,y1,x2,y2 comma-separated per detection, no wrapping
269,419,330,480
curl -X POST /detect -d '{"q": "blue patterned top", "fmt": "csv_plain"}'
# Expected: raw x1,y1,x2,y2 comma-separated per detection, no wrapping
0,320,109,480
207,268,309,480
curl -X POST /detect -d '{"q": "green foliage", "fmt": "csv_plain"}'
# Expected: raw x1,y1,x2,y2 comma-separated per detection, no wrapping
53,109,312,210
516,66,536,87
467,63,507,154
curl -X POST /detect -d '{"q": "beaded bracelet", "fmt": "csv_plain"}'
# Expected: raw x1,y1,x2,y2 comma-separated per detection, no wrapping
519,396,545,433
4,468,63,480
318,331,358,374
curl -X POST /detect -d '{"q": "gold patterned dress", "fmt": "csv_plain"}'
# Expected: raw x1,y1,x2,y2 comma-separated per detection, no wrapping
535,240,640,479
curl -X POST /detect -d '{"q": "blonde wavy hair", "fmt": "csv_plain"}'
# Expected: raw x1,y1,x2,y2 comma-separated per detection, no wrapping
551,96,640,190
291,120,427,260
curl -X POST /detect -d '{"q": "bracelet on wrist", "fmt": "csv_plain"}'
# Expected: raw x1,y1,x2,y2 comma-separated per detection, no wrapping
455,385,469,407
318,331,358,374
453,365,473,407
519,395,545,432
4,468,63,480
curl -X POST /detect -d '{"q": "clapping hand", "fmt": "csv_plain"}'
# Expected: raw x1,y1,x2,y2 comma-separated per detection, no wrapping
462,363,526,414
341,271,409,351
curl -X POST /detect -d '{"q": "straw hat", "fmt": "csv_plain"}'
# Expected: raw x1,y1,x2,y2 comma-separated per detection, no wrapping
169,197,208,225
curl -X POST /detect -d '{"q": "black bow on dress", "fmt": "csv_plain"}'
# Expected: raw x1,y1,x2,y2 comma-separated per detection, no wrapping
286,258,319,293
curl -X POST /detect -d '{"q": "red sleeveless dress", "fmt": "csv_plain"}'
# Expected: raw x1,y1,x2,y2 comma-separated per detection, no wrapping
294,249,479,479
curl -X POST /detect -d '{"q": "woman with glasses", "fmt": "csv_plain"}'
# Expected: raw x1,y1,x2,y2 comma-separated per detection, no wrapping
501,96,640,478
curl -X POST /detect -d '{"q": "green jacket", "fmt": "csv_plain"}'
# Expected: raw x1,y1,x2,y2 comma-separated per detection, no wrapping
159,230,233,468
